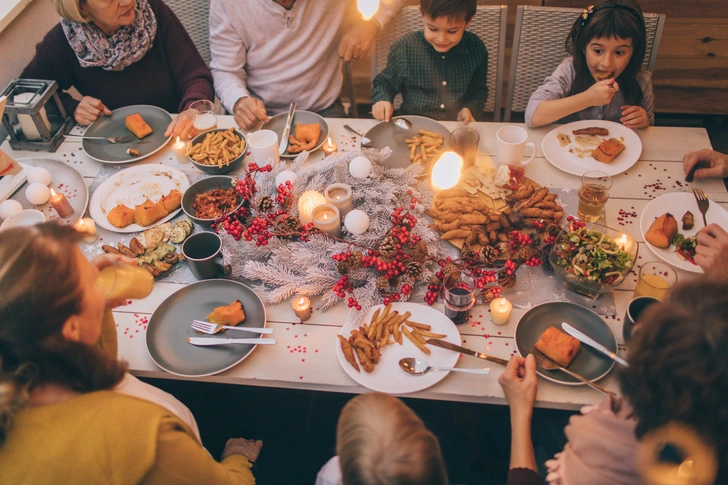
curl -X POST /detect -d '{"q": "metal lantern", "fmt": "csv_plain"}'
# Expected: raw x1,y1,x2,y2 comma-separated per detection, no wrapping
1,79,74,152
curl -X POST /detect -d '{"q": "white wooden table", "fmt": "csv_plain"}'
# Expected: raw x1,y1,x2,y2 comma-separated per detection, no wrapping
4,117,723,410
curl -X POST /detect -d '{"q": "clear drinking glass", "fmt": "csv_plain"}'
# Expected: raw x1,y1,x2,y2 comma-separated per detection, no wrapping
449,128,480,168
577,170,612,222
190,100,217,134
442,272,476,326
96,259,154,301
633,261,677,300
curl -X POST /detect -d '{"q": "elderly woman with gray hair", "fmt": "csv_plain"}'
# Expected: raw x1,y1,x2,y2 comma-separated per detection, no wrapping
20,0,213,139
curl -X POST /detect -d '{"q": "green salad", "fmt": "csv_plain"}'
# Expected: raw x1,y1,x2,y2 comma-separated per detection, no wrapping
552,227,634,285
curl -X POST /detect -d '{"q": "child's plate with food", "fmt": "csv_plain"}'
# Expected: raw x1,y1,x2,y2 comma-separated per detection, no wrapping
542,120,642,177
146,280,267,377
336,302,461,394
261,110,329,159
364,115,451,169
82,105,173,164
640,192,728,273
89,164,190,233
515,302,617,385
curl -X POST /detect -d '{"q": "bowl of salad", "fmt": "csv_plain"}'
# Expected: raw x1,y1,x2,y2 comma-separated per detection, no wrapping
549,219,638,299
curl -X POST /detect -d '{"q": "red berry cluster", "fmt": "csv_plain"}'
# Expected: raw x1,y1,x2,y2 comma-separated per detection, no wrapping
509,230,533,251
567,215,586,231
474,270,497,288
503,259,517,275
215,206,250,240
243,217,273,246
425,280,441,305
489,286,503,299
332,275,353,298
406,189,418,210
524,256,542,267
275,181,293,205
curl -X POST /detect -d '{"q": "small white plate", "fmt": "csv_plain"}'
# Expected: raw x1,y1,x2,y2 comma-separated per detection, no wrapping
640,192,728,273
90,165,190,233
542,120,642,177
336,302,461,394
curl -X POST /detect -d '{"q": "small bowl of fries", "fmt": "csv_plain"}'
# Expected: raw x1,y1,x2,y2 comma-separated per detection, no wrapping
188,128,247,174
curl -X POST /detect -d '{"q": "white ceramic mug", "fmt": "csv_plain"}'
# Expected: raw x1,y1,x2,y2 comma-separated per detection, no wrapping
247,130,279,167
496,126,535,166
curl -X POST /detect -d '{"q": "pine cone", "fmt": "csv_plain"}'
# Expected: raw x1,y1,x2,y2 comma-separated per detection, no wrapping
461,243,476,259
337,261,349,275
257,196,274,213
478,245,499,265
442,262,459,278
429,276,441,286
281,215,302,232
349,251,363,271
230,176,240,188
416,240,429,255
379,255,393,264
482,288,498,303
405,261,423,280
514,245,539,262
495,241,511,260
388,277,400,288
378,236,397,258
376,277,390,290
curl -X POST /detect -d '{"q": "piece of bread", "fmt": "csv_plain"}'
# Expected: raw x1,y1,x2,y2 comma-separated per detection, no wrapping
134,199,169,227
159,189,182,213
534,326,581,368
593,138,626,163
125,113,153,139
107,204,135,228
207,300,246,326
645,213,678,249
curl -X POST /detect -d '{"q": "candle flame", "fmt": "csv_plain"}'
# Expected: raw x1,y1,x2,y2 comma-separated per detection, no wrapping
323,213,329,221
619,234,629,249
327,136,332,145
431,152,463,190
49,187,57,196
357,0,380,19
77,219,85,228
500,297,506,306
298,297,305,305
176,136,180,144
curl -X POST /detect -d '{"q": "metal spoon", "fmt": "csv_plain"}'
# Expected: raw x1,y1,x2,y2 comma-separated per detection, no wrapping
343,124,372,146
399,357,491,376
393,117,413,130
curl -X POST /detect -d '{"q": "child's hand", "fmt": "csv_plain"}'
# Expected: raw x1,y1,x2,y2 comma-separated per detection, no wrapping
498,354,537,416
620,105,649,129
457,108,475,124
372,101,394,122
584,78,619,107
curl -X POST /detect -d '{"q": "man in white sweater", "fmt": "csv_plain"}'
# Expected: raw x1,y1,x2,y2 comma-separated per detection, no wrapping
210,0,405,129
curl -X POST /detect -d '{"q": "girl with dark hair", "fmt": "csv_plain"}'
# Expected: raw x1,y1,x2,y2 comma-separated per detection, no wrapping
526,0,653,129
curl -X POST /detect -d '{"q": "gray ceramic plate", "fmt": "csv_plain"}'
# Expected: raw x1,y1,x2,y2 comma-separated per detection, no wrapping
515,302,616,385
261,110,329,159
364,115,451,169
82,105,173,164
12,158,89,226
146,279,267,377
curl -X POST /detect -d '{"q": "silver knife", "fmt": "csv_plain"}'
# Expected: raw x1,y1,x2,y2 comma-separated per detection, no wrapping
187,337,277,346
561,322,629,367
278,102,296,155
426,339,509,366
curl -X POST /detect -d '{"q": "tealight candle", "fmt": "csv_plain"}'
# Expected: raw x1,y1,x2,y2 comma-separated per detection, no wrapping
490,297,512,326
618,233,632,252
297,190,326,226
431,152,463,192
312,204,341,237
322,136,338,156
324,183,353,216
48,187,74,219
74,217,97,243
292,296,312,321
171,136,189,164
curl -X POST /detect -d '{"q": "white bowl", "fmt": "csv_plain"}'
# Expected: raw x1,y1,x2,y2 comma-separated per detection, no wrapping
0,209,46,232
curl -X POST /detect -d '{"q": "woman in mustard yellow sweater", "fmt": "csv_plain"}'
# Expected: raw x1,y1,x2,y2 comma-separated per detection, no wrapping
0,223,260,484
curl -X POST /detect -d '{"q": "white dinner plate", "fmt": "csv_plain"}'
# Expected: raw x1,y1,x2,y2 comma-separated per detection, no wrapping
542,120,642,177
640,192,728,273
89,165,190,233
336,302,461,394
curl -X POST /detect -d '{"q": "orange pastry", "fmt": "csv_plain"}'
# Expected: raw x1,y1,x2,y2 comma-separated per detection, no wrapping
125,113,153,139
593,138,625,163
107,204,134,228
534,326,581,367
159,189,182,212
133,199,168,227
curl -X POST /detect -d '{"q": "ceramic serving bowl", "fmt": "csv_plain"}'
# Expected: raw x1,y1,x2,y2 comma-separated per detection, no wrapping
181,176,244,226
189,128,246,175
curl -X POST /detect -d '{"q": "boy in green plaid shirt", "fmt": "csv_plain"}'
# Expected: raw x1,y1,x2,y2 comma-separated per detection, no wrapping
372,0,487,123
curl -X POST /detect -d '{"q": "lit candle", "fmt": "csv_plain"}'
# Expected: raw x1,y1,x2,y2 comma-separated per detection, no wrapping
431,151,463,192
322,136,338,156
172,136,189,164
357,0,380,19
292,296,312,321
490,297,512,326
74,217,97,243
618,234,632,252
297,190,326,226
312,204,341,237
48,187,74,219
324,183,353,216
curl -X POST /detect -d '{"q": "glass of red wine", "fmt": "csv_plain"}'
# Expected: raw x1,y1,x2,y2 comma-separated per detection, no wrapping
442,272,476,326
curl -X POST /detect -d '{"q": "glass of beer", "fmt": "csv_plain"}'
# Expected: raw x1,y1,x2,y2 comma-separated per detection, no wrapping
450,128,480,168
577,170,612,222
633,261,677,300
190,100,217,135
97,259,154,301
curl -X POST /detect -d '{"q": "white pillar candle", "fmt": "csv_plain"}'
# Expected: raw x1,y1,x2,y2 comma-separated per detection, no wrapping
292,296,312,321
312,204,341,237
490,297,512,326
14,92,50,141
74,217,98,243
171,136,189,164
324,183,353,216
297,190,326,226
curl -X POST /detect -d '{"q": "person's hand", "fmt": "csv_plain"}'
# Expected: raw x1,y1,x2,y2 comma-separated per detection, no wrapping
233,96,269,129
74,96,112,125
339,20,378,61
221,438,263,462
457,108,476,124
683,149,728,180
91,254,137,309
498,354,538,416
165,108,197,139
584,78,619,107
620,105,649,129
695,224,728,281
372,101,394,122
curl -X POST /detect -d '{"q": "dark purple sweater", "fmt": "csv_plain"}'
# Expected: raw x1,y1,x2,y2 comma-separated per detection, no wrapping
21,0,213,116
508,467,544,485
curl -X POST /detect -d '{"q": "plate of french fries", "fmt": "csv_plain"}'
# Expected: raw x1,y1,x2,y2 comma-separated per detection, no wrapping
187,128,247,174
336,302,461,393
363,115,450,169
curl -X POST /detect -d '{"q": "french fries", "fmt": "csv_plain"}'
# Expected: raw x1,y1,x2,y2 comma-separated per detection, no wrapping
187,128,246,168
405,130,444,163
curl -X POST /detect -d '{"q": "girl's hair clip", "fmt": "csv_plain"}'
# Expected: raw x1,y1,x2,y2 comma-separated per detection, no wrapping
582,5,595,21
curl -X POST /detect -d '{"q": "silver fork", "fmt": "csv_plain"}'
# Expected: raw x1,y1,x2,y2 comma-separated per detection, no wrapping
64,133,133,144
529,346,615,397
693,188,710,226
191,320,273,335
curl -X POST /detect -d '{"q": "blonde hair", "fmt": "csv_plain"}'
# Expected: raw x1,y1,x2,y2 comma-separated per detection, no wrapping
51,0,90,23
336,393,448,485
